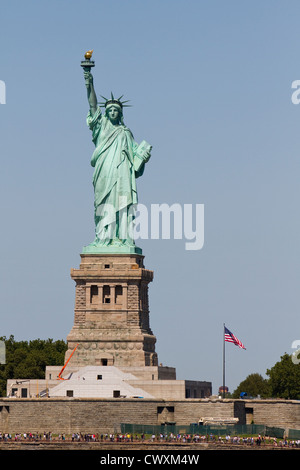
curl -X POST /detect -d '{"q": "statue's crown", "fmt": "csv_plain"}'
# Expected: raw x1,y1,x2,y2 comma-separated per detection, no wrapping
98,92,131,109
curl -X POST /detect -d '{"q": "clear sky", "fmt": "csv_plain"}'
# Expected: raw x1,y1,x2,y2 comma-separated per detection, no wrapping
0,0,300,395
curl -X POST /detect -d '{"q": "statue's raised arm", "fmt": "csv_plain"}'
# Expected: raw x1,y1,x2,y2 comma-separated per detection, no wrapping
84,70,97,116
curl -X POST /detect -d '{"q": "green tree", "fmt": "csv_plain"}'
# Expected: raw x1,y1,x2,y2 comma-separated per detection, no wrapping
0,336,67,397
232,373,271,398
266,353,300,399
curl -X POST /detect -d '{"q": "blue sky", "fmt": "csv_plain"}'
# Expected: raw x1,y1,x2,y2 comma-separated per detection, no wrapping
1,0,300,394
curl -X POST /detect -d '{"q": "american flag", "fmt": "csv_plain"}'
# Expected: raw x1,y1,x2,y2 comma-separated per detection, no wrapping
224,326,246,350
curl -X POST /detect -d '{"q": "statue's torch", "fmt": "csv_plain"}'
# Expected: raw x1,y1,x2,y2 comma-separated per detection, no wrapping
81,50,95,86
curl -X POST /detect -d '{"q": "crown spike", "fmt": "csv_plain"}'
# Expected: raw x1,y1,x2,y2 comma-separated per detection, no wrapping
98,92,131,109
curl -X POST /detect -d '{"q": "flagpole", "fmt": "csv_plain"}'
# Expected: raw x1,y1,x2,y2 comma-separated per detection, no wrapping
223,323,225,399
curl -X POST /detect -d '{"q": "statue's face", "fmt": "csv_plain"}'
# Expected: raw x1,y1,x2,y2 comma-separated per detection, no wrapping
107,106,120,124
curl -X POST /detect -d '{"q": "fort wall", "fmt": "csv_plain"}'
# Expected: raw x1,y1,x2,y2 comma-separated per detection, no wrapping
0,398,299,435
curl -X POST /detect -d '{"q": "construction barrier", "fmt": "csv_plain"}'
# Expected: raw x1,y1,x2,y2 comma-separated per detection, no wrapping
120,423,294,439
287,428,300,440
121,423,265,436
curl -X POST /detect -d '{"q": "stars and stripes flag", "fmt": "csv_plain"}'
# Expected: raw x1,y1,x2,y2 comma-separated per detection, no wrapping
224,326,246,350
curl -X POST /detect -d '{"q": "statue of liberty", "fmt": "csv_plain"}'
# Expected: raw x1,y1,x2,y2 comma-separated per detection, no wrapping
81,51,152,254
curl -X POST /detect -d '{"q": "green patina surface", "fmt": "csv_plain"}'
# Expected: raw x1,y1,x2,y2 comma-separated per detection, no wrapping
81,52,151,255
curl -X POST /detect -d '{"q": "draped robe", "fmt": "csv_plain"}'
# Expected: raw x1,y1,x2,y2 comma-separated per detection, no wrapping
87,106,145,244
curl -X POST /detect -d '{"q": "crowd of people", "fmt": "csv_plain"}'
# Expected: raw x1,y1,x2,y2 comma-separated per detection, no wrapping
147,432,300,447
0,431,300,447
0,432,98,442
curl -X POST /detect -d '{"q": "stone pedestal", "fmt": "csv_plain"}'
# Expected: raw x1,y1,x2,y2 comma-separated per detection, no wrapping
65,253,158,367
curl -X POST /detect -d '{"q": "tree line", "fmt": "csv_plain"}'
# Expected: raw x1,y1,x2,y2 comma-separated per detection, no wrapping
0,335,67,397
230,352,300,399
